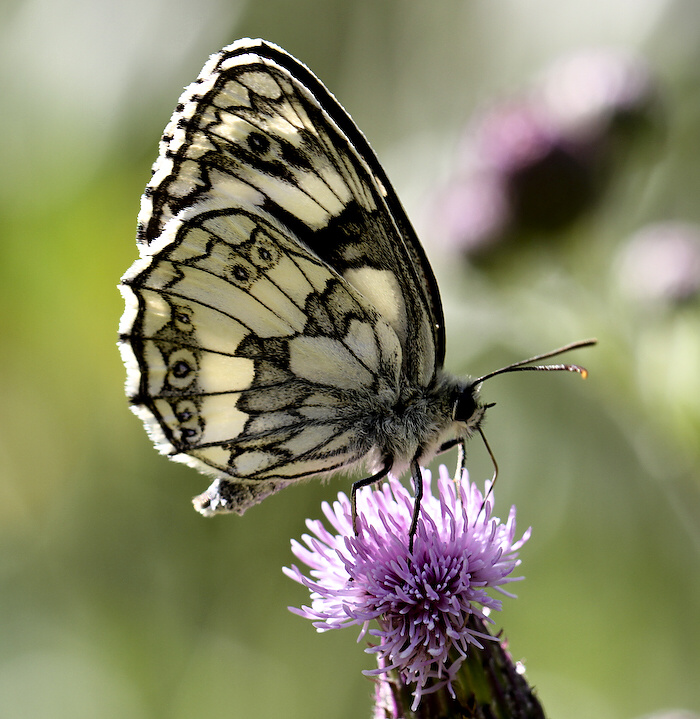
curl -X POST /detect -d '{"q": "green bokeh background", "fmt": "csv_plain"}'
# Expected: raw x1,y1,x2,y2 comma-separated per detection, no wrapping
2,1,699,718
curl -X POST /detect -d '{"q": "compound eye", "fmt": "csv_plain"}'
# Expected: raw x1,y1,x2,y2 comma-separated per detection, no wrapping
453,387,479,423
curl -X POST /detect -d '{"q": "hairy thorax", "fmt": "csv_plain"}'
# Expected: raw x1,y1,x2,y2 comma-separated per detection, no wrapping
353,370,482,473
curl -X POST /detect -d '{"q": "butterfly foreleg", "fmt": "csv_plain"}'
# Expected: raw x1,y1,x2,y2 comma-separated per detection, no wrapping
457,439,467,477
436,438,468,481
351,462,392,535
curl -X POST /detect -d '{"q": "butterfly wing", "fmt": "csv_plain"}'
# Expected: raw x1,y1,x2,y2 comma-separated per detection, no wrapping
119,38,445,512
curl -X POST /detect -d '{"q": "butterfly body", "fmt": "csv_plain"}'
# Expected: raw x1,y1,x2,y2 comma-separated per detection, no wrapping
119,39,588,530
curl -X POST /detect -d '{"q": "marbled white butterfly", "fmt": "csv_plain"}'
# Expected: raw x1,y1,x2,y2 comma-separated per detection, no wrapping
119,38,594,547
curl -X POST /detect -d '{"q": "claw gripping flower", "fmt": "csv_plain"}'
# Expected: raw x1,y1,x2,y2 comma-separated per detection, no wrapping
284,466,531,710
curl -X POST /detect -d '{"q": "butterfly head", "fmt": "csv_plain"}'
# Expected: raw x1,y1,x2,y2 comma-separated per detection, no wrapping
451,382,487,431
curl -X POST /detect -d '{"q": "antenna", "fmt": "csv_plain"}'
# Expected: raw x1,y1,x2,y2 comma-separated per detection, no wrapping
473,338,597,386
471,338,596,521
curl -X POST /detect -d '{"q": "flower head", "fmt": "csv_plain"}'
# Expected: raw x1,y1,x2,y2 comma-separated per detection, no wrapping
284,466,530,710
436,49,659,257
617,221,700,305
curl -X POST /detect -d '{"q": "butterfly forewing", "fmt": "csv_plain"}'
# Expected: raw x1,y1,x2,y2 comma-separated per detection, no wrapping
119,39,449,513
135,40,443,382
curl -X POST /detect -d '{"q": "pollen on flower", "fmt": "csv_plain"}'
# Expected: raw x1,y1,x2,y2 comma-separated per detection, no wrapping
283,465,531,710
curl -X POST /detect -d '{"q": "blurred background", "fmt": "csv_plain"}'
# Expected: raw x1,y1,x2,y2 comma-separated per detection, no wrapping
1,0,699,717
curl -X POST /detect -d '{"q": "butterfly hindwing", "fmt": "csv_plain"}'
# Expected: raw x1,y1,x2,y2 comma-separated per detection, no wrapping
119,38,448,513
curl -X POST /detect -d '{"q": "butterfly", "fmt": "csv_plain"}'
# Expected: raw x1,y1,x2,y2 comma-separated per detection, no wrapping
119,38,594,548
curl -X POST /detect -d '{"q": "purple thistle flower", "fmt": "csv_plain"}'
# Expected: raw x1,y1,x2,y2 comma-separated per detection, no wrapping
284,465,530,711
616,221,700,305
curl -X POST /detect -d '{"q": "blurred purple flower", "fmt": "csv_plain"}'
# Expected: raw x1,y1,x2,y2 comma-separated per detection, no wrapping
284,466,530,710
540,49,657,143
617,221,700,304
437,49,659,256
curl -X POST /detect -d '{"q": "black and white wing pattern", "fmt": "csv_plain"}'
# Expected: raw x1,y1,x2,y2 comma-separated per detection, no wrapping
119,38,472,518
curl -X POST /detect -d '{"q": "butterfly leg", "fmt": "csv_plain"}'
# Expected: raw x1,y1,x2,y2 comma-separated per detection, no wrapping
436,438,468,481
407,459,424,553
351,462,391,535
457,439,467,477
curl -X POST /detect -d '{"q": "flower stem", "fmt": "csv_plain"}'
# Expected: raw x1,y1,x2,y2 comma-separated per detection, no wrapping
374,616,546,719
